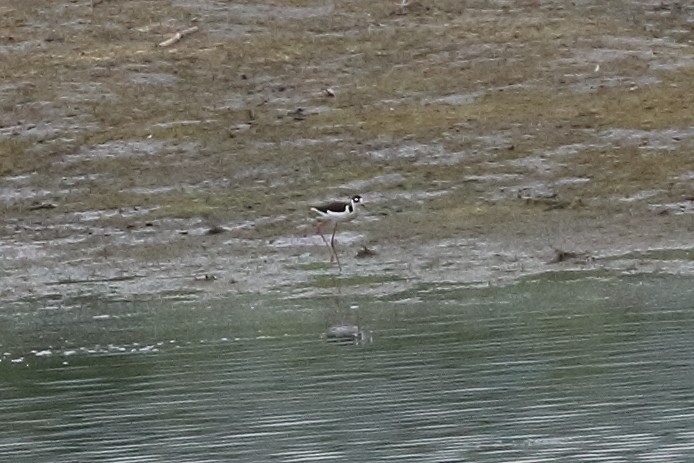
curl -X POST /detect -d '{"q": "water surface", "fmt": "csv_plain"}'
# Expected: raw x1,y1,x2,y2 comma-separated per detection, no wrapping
2,272,693,462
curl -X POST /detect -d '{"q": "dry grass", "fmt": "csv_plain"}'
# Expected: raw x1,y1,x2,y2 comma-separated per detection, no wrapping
2,0,693,253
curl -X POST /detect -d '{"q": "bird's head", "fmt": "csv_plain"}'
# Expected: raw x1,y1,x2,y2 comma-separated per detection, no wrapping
351,195,366,209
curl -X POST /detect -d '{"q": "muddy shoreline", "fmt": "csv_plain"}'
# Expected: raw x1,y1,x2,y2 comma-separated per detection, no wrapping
1,0,694,304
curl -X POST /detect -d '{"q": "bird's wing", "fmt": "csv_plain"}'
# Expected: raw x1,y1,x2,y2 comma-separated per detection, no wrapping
312,201,348,213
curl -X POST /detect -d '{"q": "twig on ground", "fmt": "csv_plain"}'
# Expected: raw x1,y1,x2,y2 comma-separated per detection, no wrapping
158,26,199,47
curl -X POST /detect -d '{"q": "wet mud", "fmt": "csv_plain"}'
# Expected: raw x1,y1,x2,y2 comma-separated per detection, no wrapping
1,0,694,304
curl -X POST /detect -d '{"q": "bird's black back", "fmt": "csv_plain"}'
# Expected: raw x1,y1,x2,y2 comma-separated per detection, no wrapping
314,201,350,213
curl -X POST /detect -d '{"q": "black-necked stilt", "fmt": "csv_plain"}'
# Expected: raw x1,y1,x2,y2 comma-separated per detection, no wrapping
310,195,364,270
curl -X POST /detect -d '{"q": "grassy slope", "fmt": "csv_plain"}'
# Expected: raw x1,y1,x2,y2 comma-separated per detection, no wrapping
1,0,693,249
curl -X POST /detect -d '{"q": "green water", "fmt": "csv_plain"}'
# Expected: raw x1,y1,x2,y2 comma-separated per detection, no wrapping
2,272,694,462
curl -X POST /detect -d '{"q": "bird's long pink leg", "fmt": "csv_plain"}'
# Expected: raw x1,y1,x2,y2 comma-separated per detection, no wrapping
330,223,342,271
316,221,337,264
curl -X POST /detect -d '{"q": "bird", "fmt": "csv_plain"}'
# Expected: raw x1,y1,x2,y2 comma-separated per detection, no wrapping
310,195,364,270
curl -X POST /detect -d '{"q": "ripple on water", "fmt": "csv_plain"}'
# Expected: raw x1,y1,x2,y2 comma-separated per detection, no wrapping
2,275,694,462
